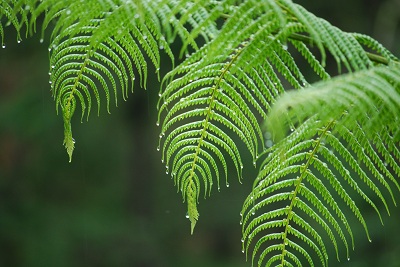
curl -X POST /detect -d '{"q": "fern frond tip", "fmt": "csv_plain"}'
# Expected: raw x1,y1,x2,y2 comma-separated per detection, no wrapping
62,104,75,163
63,132,75,163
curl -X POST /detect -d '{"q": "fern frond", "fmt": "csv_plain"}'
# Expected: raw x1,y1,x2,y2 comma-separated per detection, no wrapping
267,63,400,141
34,0,175,161
243,64,400,266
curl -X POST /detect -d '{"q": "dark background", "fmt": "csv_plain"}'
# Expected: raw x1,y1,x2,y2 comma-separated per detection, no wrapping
1,1,399,266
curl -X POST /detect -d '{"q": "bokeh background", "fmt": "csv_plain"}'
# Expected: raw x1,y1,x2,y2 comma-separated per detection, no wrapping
1,1,399,266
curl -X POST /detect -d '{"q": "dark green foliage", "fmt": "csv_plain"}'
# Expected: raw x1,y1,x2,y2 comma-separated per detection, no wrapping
1,0,399,266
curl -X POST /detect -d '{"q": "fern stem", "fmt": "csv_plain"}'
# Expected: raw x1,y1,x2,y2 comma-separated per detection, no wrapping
280,120,335,267
185,46,244,233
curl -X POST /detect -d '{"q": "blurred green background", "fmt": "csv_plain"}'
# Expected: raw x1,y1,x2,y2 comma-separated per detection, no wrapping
0,1,399,267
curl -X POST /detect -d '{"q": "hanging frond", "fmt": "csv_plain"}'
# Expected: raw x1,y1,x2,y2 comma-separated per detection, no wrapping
42,0,166,161
242,64,400,266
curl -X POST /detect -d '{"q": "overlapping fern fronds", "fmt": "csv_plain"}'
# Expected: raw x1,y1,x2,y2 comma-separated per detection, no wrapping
17,0,222,162
1,0,399,266
157,0,396,235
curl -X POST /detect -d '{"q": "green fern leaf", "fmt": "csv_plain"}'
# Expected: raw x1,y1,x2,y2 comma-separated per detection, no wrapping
38,0,175,161
243,64,400,266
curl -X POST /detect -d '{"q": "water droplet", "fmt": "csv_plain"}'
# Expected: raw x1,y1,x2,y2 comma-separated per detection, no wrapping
240,165,243,169
226,183,230,188
266,140,273,147
2,45,5,48
49,81,52,84
241,239,244,243
159,134,163,138
66,9,71,15
48,48,51,51
48,72,51,76
156,122,160,126
166,171,169,174
369,239,372,243
40,38,44,43
158,93,162,97
72,138,76,144
186,213,189,219
251,211,255,215
347,257,350,261
241,250,245,253
156,147,160,151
